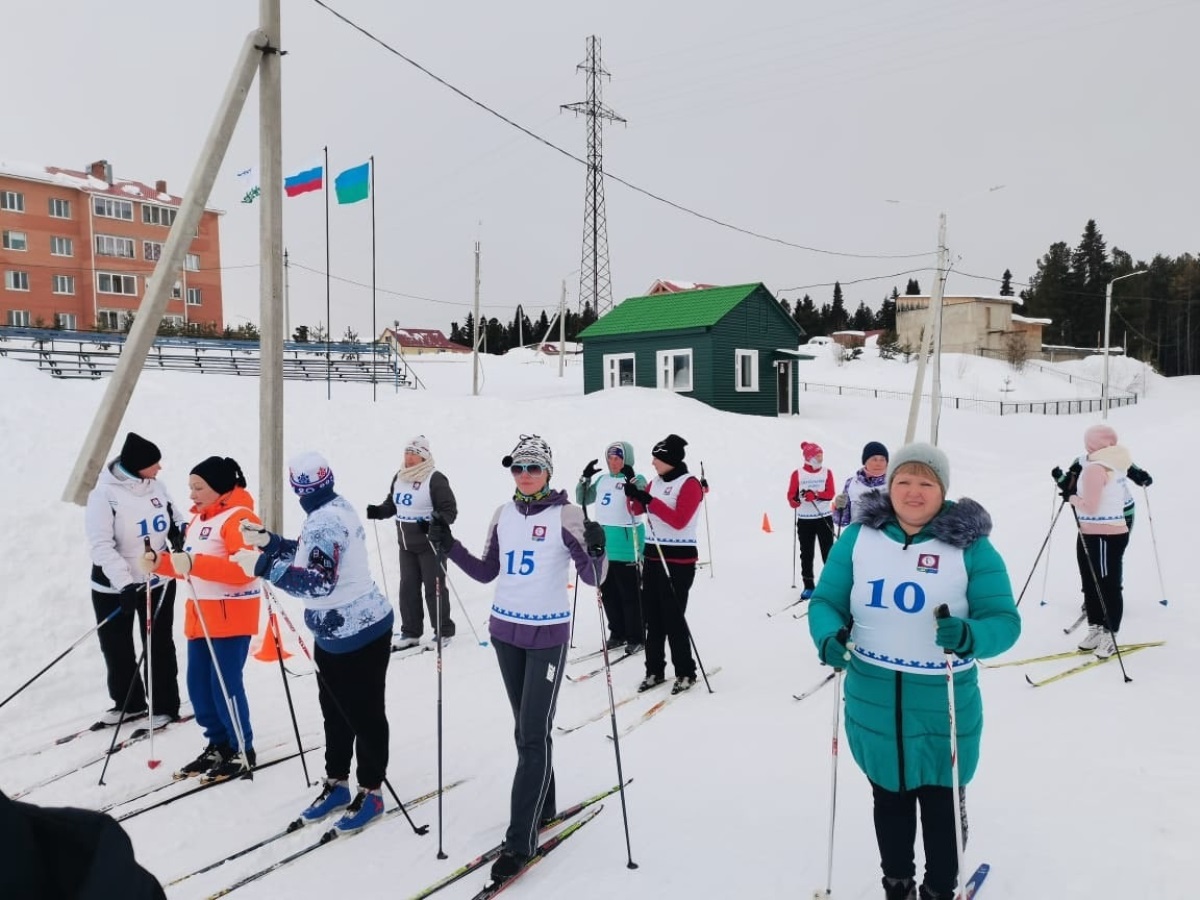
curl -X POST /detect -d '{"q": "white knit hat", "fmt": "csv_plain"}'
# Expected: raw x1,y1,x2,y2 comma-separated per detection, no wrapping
405,435,432,459
288,450,335,495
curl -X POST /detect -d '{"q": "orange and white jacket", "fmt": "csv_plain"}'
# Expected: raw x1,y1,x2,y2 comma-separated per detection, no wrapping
156,486,262,639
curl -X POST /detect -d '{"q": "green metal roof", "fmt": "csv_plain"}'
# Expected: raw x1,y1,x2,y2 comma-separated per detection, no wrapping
579,283,764,338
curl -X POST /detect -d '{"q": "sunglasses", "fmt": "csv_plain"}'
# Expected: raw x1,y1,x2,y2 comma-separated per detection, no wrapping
510,463,545,475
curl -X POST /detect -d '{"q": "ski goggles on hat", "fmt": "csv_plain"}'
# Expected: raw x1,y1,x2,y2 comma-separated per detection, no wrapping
510,463,545,475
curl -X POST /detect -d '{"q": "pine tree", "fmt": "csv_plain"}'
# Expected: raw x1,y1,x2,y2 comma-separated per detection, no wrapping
905,278,922,295
827,282,849,332
1071,219,1111,343
792,294,820,336
1024,242,1077,344
875,289,897,330
999,269,1014,296
851,300,874,331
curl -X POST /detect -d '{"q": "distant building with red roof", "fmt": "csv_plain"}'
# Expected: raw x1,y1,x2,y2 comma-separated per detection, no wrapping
380,326,469,355
644,279,719,295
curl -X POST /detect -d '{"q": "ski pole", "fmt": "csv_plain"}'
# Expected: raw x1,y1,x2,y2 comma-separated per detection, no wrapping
1038,487,1056,607
1,609,121,712
267,588,429,835
933,605,967,899
1070,509,1132,683
433,545,448,861
435,557,487,646
644,516,714,694
1141,487,1168,606
1015,500,1067,608
143,546,160,770
579,467,638,870
569,576,580,648
812,629,848,899
790,504,798,589
266,607,311,787
372,520,391,603
700,461,713,578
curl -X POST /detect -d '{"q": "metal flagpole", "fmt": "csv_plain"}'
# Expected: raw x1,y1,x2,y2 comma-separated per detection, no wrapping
324,144,331,401
370,155,377,402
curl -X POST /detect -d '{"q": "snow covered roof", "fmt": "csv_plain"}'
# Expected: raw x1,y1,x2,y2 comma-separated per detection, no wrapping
831,329,866,337
902,294,1021,305
0,158,224,214
644,278,719,295
1011,313,1052,326
381,327,468,352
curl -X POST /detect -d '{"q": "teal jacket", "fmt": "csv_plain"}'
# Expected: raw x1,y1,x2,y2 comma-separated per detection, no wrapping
575,440,646,564
808,492,1020,792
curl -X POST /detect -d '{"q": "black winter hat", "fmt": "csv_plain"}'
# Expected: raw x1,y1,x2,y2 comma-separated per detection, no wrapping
120,432,161,474
651,434,688,467
861,441,889,464
190,456,247,495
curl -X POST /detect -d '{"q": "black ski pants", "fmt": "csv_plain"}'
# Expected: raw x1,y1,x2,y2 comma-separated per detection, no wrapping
871,781,967,896
492,638,567,857
1076,532,1128,632
642,556,696,680
601,561,643,645
92,581,180,717
314,630,391,788
397,545,455,638
795,516,834,590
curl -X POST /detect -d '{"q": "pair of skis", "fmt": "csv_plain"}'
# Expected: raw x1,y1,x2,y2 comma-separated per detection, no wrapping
605,666,722,739
982,641,1164,687
565,646,642,683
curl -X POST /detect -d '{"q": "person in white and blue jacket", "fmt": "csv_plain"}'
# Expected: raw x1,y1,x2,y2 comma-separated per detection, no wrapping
234,451,394,836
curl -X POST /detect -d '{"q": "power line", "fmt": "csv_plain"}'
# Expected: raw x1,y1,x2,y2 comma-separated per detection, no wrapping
777,267,935,293
307,0,936,262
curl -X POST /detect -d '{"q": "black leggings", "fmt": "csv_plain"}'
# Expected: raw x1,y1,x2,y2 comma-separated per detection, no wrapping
314,630,391,788
1076,532,1128,631
795,517,834,589
871,781,967,895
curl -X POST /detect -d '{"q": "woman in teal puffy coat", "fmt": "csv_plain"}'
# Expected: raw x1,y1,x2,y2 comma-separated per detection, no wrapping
808,443,1019,900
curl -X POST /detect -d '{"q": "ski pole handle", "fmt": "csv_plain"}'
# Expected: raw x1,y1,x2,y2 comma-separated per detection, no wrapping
934,604,953,656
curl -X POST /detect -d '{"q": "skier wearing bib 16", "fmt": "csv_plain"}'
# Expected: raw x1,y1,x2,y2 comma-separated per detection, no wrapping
808,443,1020,900
432,435,607,885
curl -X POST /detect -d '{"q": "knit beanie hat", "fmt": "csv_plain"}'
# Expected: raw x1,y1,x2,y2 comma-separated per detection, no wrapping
288,451,335,495
801,441,823,462
190,456,246,495
651,434,688,467
502,434,553,475
1084,424,1118,454
862,441,889,464
887,442,950,493
405,435,432,460
120,432,161,474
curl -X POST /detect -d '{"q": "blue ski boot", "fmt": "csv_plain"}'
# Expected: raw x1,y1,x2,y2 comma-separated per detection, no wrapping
300,779,352,825
334,788,384,834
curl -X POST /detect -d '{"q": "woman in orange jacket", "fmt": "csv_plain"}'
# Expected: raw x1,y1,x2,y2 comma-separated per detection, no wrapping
140,456,261,782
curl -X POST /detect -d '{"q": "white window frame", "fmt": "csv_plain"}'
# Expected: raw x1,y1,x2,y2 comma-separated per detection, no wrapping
93,196,133,220
170,280,182,299
163,314,185,327
734,349,759,392
2,230,28,251
95,234,136,258
49,197,72,219
97,271,137,296
50,235,74,257
56,312,77,329
656,348,694,392
142,204,177,227
1,191,24,212
603,352,636,388
52,274,76,295
184,253,200,271
96,309,122,330
4,270,30,291
7,309,31,326
186,287,202,306
144,240,163,262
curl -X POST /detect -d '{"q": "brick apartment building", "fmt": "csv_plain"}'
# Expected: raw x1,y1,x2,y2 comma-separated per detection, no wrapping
0,159,224,332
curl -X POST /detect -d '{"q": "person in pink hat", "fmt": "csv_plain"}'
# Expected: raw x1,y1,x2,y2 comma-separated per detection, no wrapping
786,441,836,598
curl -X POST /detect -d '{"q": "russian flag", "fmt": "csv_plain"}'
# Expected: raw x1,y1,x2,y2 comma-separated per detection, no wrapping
284,164,323,197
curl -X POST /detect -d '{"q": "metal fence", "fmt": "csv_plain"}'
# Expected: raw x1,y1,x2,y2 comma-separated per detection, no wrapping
796,380,1137,415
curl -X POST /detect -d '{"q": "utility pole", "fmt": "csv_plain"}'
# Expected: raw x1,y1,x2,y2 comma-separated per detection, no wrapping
562,35,625,318
559,279,567,377
472,240,481,396
259,0,284,530
928,213,948,446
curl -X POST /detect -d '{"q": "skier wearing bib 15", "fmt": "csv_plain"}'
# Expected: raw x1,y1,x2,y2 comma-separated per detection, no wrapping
433,435,607,885
808,443,1020,900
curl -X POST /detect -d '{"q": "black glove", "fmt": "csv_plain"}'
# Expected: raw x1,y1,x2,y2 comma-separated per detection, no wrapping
624,484,653,506
1051,465,1078,502
119,583,145,614
580,459,600,483
427,514,453,552
1126,465,1152,488
365,504,387,520
700,477,709,491
620,464,636,482
583,520,606,558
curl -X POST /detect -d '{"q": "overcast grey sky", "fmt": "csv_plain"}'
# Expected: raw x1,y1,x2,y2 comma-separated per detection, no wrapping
6,0,1196,336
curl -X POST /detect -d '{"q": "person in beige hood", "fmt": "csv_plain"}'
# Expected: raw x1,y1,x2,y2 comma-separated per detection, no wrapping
1065,423,1131,659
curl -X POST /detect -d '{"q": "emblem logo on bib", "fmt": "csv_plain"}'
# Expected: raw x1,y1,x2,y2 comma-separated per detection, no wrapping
151,498,163,508
916,553,940,574
199,526,213,540
531,525,547,542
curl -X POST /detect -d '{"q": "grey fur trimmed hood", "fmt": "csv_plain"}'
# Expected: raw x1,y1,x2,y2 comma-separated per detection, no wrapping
856,489,992,548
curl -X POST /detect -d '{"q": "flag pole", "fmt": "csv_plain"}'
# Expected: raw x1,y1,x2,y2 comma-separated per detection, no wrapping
324,145,331,401
370,155,377,402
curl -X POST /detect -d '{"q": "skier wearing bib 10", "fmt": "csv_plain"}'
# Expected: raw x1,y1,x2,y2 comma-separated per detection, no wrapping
808,443,1020,900
433,435,607,885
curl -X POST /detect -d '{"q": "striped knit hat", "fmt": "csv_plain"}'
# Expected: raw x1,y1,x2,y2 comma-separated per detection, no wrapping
288,451,335,495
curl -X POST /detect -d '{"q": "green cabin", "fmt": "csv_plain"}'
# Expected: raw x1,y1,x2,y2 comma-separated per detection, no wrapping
579,283,811,416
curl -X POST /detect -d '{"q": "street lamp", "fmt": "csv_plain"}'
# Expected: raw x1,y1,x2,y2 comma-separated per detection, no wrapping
1102,270,1147,418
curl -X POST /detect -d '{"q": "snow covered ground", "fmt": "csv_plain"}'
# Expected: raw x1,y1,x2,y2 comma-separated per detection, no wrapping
0,343,1193,899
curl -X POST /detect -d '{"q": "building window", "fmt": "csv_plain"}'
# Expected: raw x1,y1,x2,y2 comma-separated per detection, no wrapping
7,309,31,326
603,353,636,388
142,205,177,227
96,234,136,258
49,197,72,218
93,197,133,220
96,309,122,330
52,274,75,295
2,230,27,251
1,191,24,212
735,349,759,392
185,253,200,271
186,287,202,306
144,240,163,262
97,272,137,295
656,349,693,392
171,281,182,299
50,236,74,256
56,312,77,330
163,314,184,327
4,270,30,291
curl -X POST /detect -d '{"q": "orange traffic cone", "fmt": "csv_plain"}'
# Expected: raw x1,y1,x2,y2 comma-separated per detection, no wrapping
762,513,772,533
254,611,292,662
